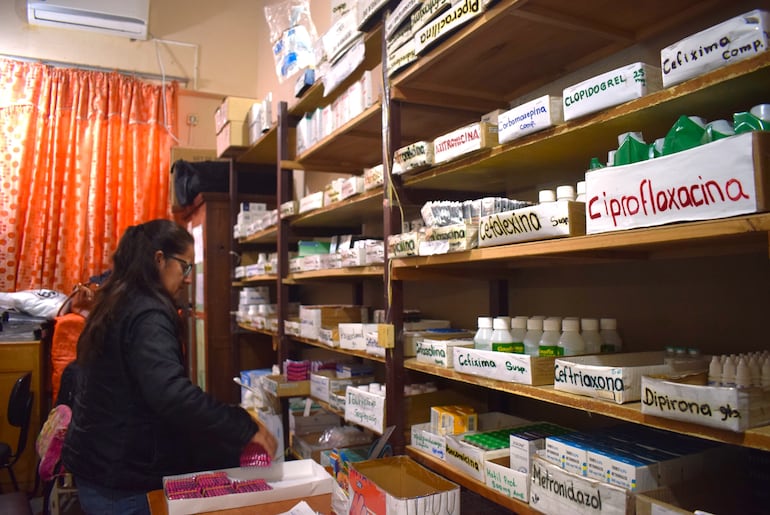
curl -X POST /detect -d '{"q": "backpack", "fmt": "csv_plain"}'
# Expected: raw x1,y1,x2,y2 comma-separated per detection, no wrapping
36,404,72,482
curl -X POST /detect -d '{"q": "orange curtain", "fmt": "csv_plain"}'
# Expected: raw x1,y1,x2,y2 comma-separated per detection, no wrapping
0,58,178,292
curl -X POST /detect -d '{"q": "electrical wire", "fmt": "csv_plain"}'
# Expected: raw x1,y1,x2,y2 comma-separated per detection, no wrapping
153,37,180,145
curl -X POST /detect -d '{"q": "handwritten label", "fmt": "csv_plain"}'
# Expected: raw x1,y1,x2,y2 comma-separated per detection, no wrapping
499,95,563,143
415,0,484,55
453,347,548,384
586,132,762,234
433,122,497,164
344,386,385,433
478,201,579,247
563,62,661,121
485,462,528,501
661,9,769,86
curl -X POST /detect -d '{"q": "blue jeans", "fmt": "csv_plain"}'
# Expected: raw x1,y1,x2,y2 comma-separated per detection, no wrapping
75,476,150,515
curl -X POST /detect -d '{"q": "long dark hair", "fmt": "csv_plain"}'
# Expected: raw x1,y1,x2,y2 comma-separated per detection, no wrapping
77,219,194,365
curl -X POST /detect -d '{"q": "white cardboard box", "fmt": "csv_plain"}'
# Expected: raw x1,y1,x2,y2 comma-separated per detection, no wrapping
338,322,366,350
163,460,332,515
498,95,564,144
387,231,421,258
529,453,632,515
478,201,585,248
485,456,530,504
640,375,770,432
553,351,676,404
452,347,555,385
414,338,473,367
562,62,662,121
349,456,460,515
432,121,498,164
420,223,478,255
392,140,434,175
410,422,448,460
585,132,770,234
661,9,770,87
298,191,324,214
414,0,485,55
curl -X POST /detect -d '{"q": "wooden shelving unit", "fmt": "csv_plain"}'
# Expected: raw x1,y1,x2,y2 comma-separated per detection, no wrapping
290,335,387,364
286,265,384,283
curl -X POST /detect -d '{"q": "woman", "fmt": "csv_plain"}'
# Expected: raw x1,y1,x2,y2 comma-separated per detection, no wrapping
63,219,277,514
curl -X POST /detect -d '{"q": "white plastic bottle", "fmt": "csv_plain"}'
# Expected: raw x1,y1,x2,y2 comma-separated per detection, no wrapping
538,317,562,357
558,318,586,356
523,317,545,356
576,181,586,202
490,318,515,353
707,355,722,386
580,318,602,354
474,316,493,351
510,316,528,354
721,355,737,387
599,318,623,353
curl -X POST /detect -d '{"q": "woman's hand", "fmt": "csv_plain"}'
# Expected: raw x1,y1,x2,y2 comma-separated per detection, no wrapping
249,417,279,459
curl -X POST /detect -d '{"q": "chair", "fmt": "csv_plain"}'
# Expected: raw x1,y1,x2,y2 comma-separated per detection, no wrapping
0,372,33,492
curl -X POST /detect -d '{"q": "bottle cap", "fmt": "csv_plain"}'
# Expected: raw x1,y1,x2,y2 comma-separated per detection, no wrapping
543,318,561,331
581,318,599,331
538,189,556,203
617,131,645,146
526,317,544,330
576,181,586,195
562,318,580,331
751,104,770,121
511,316,528,329
477,316,493,328
600,318,617,330
556,185,575,201
493,318,509,330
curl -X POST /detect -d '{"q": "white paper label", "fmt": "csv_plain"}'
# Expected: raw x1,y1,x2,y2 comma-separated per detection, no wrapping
585,133,760,234
415,0,484,55
452,347,534,384
498,95,563,143
478,201,574,247
433,122,496,164
344,386,385,432
661,9,770,87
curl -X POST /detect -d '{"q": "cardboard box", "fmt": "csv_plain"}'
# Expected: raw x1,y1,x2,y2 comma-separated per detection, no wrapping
420,223,479,255
509,422,574,475
553,351,677,404
640,374,770,432
163,460,332,515
452,347,556,385
300,305,366,341
498,95,563,144
485,456,530,503
216,121,248,157
478,201,585,248
289,408,341,436
529,453,632,515
345,387,485,434
414,0,485,55
660,9,770,87
298,191,324,214
262,375,311,398
562,62,662,121
392,141,434,175
635,476,751,515
585,132,770,234
214,96,257,134
338,323,366,351
349,456,460,515
310,370,372,403
387,231,421,258
415,338,473,368
445,433,511,482
432,121,498,164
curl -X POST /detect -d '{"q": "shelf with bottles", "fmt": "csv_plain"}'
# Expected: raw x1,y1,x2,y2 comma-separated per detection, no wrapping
236,322,277,338
390,0,737,112
396,52,770,194
403,358,770,452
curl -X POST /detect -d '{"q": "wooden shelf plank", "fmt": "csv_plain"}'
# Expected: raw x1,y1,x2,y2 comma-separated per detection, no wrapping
234,125,279,165
236,323,277,337
391,0,721,112
238,227,278,245
291,188,383,229
404,359,770,451
286,265,384,283
401,52,770,192
239,274,278,284
391,213,770,275
406,446,539,514
291,335,386,363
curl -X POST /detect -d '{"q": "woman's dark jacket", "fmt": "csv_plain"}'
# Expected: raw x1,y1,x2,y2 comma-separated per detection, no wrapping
63,293,257,491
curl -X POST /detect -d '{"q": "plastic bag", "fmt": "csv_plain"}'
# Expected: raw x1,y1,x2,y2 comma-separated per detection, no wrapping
264,0,318,83
0,289,68,319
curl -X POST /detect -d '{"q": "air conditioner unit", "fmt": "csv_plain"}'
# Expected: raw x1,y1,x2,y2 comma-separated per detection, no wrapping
27,0,150,40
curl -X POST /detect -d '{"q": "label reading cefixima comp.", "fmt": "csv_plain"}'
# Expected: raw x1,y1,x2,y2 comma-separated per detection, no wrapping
661,9,770,87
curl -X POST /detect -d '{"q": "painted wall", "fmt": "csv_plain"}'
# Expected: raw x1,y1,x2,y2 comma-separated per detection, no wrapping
1,0,332,147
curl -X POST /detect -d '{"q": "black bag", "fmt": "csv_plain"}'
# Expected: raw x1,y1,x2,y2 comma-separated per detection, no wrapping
172,160,231,206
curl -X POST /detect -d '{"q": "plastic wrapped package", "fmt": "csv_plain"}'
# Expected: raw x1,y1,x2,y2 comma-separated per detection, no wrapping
264,0,318,83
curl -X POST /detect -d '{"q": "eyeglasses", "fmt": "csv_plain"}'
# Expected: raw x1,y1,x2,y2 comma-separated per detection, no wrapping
166,255,193,277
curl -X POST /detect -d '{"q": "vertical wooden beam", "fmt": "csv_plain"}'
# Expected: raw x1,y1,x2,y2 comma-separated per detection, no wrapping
228,159,240,398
